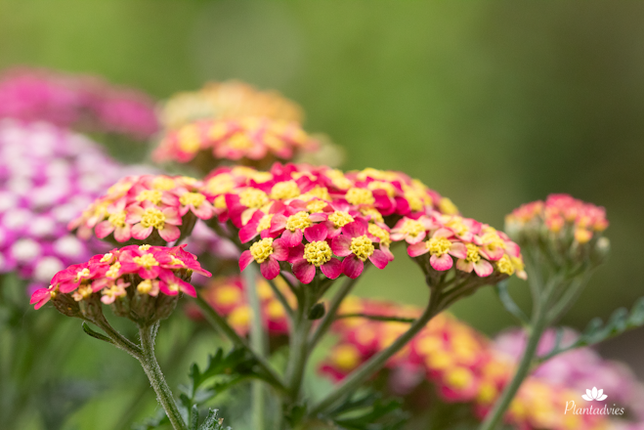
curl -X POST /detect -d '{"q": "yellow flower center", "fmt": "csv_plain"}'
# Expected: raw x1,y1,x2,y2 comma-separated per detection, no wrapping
496,255,515,275
136,189,163,205
439,197,459,215
137,279,153,294
106,262,121,279
227,132,253,149
152,177,176,191
214,285,242,305
332,344,361,371
306,200,328,213
100,252,113,263
170,257,185,266
266,300,286,319
270,181,301,200
304,241,333,266
180,192,206,208
177,125,201,153
367,181,396,197
206,175,235,195
108,212,126,228
445,218,467,236
329,211,354,228
465,243,481,263
445,367,473,389
214,195,226,209
133,254,159,269
285,211,312,232
360,207,384,223
139,244,151,251
345,188,375,206
256,214,273,233
302,186,331,201
208,121,229,140
368,224,391,247
426,237,452,256
326,169,352,190
350,235,375,261
239,188,268,209
140,208,166,229
401,219,425,237
404,190,424,212
73,285,93,301
76,268,90,281
250,238,274,263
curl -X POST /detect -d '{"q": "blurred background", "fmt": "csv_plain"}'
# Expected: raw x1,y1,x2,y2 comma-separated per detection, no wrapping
1,0,643,428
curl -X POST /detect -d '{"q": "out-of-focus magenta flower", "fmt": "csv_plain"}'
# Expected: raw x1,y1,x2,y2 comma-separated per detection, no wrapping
0,68,158,140
0,119,152,291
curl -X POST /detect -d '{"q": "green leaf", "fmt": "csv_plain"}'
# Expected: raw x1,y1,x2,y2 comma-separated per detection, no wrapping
539,296,644,362
81,322,113,344
494,280,529,325
326,392,408,430
308,302,326,320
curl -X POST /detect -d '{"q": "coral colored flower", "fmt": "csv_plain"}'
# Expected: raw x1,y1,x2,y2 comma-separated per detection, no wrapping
408,228,467,271
30,245,210,324
71,175,213,245
159,80,304,130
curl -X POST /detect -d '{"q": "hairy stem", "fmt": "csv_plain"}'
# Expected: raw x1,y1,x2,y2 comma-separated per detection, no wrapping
138,323,188,430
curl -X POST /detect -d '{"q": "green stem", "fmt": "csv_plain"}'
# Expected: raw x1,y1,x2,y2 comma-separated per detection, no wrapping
267,278,294,320
309,291,441,415
194,295,287,393
478,311,547,430
138,323,188,430
244,265,267,430
285,283,313,402
309,277,359,350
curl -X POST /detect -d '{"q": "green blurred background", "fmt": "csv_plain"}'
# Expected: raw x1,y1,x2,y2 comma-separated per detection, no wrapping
1,0,644,427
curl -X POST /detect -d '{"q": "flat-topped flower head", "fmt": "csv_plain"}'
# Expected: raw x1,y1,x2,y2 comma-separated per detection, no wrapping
158,80,304,130
71,174,213,246
200,163,460,284
505,194,610,269
153,117,319,172
30,244,211,325
402,211,526,293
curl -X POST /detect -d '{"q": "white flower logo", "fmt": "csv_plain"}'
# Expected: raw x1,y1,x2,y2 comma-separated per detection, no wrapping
582,387,607,401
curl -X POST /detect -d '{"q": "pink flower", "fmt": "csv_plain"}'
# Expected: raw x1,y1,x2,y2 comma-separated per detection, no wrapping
331,221,389,278
289,224,341,284
407,228,467,271
126,202,182,242
239,237,289,280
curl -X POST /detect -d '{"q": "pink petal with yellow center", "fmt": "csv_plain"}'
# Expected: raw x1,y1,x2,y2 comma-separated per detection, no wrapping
331,235,352,257
449,242,467,259
473,259,493,277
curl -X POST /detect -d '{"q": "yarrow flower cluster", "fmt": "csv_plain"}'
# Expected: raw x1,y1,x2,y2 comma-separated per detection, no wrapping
188,274,295,336
201,163,460,283
70,174,216,245
319,298,608,430
158,80,304,130
505,194,610,267
30,244,211,325
0,120,150,290
153,117,319,170
395,211,526,293
0,68,159,140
